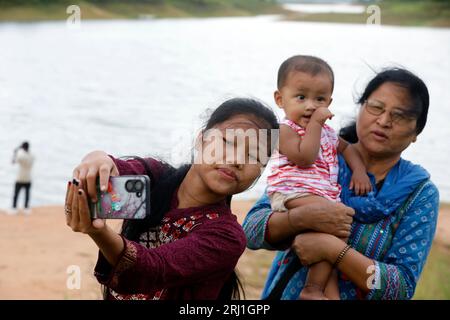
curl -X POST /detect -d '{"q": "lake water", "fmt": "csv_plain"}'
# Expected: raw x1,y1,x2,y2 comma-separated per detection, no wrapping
1,15,449,208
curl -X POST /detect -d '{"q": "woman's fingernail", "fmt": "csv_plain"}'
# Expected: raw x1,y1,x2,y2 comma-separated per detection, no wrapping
78,190,82,195
101,185,106,192
68,181,72,187
73,179,79,186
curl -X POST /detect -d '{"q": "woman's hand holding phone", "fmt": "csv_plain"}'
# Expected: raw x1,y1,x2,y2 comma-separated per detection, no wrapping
65,150,119,235
74,150,119,203
65,151,126,266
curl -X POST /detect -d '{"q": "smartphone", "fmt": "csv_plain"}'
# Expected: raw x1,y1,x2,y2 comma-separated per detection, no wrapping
90,175,150,219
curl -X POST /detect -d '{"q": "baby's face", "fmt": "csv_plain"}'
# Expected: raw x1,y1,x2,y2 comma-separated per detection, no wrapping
275,71,333,127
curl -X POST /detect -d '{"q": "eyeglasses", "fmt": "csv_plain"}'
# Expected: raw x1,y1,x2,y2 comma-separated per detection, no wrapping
363,100,417,125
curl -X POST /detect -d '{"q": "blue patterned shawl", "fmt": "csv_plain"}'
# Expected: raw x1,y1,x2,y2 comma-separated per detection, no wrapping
338,155,430,224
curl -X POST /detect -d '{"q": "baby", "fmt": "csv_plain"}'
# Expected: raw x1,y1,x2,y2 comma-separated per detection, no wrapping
267,55,371,300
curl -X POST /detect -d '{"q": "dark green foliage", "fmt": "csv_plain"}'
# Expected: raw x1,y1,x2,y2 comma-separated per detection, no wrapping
0,0,275,7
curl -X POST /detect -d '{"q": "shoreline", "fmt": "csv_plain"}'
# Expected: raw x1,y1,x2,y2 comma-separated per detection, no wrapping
0,1,285,23
282,1,450,28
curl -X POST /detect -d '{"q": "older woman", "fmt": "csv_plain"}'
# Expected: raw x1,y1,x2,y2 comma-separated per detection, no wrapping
243,68,439,300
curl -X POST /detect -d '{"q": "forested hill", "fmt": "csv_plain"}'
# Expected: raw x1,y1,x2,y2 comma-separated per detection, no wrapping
0,0,282,21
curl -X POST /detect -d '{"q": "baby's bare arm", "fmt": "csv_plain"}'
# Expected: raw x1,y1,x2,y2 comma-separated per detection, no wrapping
338,138,365,173
338,138,372,195
279,123,323,167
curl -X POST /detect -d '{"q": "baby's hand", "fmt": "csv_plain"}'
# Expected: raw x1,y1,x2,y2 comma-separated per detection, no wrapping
350,169,372,196
311,107,334,126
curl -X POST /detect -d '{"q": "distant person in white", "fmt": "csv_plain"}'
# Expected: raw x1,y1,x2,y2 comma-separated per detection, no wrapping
10,142,34,215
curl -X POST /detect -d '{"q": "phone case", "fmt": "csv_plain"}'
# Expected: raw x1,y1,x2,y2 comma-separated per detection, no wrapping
90,175,150,219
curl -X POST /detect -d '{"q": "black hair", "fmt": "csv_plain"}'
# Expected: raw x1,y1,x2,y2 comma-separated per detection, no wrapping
340,67,430,141
339,121,359,144
114,97,279,300
22,141,29,152
356,67,429,134
277,55,335,92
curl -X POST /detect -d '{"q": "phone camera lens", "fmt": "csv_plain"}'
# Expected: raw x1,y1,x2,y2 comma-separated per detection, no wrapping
134,180,144,192
125,180,135,192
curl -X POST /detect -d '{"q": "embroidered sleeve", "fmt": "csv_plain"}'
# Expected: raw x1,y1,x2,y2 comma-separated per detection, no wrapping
242,190,289,251
94,218,246,294
94,235,138,288
366,182,439,300
110,156,163,178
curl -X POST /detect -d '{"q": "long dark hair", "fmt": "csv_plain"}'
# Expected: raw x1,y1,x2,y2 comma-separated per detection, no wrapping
110,98,279,300
340,67,430,141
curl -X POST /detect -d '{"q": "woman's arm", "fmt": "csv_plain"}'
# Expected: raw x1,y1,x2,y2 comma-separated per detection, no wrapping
67,176,246,294
94,218,246,294
364,182,439,299
72,151,161,202
67,151,163,264
293,234,375,293
242,192,283,250
65,179,125,266
292,182,440,299
242,190,354,250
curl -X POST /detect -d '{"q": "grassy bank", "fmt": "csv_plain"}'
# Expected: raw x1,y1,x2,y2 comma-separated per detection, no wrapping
283,0,450,28
414,243,450,299
0,0,283,22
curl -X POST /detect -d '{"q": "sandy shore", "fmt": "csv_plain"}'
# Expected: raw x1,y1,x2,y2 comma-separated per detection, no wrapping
0,201,448,300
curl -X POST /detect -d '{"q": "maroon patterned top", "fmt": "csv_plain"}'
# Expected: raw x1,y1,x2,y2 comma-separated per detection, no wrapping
94,157,247,300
